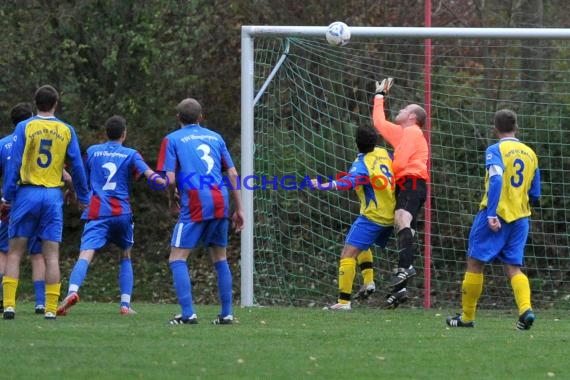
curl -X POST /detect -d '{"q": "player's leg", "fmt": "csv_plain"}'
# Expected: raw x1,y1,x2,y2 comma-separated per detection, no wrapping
0,217,9,313
447,211,501,327
36,188,65,319
389,178,426,288
118,249,135,315
168,247,195,324
168,221,201,324
41,240,61,319
391,208,416,285
3,186,42,318
109,215,136,315
29,239,46,314
506,264,535,330
326,216,381,310
57,248,96,316
502,218,534,330
330,244,360,310
459,257,485,322
209,246,233,324
206,218,233,325
2,237,27,319
58,218,107,316
0,212,9,311
354,249,375,300
0,251,5,313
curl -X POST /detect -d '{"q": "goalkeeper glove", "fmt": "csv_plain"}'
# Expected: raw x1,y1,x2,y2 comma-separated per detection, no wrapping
375,77,394,96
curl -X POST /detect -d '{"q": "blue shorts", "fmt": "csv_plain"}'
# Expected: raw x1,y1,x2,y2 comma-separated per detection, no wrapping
467,210,529,266
80,214,134,251
171,218,229,249
0,220,43,255
9,186,63,242
345,215,394,251
28,237,42,255
0,220,8,253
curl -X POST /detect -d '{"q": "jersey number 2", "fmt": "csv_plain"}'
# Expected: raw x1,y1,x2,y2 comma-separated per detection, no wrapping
102,162,118,190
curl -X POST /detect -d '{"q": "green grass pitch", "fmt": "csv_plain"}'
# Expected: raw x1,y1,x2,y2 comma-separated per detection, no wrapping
0,303,568,379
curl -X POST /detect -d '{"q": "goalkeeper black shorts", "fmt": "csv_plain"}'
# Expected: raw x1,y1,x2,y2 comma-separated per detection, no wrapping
395,177,427,227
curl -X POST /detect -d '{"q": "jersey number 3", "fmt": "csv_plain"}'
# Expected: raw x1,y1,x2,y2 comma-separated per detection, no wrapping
197,144,214,174
510,158,525,188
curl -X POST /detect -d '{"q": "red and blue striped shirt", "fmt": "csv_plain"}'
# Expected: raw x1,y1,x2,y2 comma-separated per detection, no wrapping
82,142,149,220
156,124,234,223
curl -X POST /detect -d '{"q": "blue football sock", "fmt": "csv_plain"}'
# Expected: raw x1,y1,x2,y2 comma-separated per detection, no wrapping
119,258,133,308
68,258,90,294
214,260,233,317
34,280,46,306
169,260,194,318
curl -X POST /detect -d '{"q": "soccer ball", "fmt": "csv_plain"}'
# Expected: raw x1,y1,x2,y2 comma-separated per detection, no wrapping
325,21,351,46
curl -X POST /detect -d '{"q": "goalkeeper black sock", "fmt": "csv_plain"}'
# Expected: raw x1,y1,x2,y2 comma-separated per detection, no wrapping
397,227,414,269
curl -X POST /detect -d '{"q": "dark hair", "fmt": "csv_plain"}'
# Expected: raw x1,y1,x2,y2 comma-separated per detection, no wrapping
410,104,427,128
10,102,33,126
35,85,59,112
176,98,202,124
494,109,517,133
355,125,378,153
105,115,127,140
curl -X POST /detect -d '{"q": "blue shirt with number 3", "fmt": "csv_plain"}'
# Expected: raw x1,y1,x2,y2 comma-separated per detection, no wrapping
156,124,235,223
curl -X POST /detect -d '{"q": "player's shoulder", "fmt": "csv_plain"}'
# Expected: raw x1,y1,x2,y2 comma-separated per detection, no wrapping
372,146,390,156
517,140,538,155
0,134,13,147
86,142,106,154
48,115,75,130
173,125,225,144
486,141,501,153
116,144,138,155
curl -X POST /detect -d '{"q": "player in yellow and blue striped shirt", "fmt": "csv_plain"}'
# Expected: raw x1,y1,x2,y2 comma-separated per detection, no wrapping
447,109,541,330
1,85,90,320
311,125,396,310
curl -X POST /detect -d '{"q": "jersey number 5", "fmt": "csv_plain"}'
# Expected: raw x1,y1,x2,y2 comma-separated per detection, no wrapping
37,139,53,168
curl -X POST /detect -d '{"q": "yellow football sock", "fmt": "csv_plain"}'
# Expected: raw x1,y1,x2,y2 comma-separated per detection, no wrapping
511,273,532,315
2,276,19,309
338,257,356,304
461,271,483,322
45,283,61,314
357,249,374,284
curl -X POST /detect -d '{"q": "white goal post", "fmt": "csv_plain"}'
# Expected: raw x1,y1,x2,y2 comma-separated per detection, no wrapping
240,26,570,308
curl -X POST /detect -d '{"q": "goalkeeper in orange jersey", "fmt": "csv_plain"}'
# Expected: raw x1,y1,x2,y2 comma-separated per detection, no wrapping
372,78,429,307
446,109,540,330
311,125,396,310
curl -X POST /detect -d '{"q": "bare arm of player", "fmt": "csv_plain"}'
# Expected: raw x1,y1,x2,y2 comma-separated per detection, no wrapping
62,168,77,205
142,168,167,186
310,178,335,190
226,167,245,232
163,171,179,215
